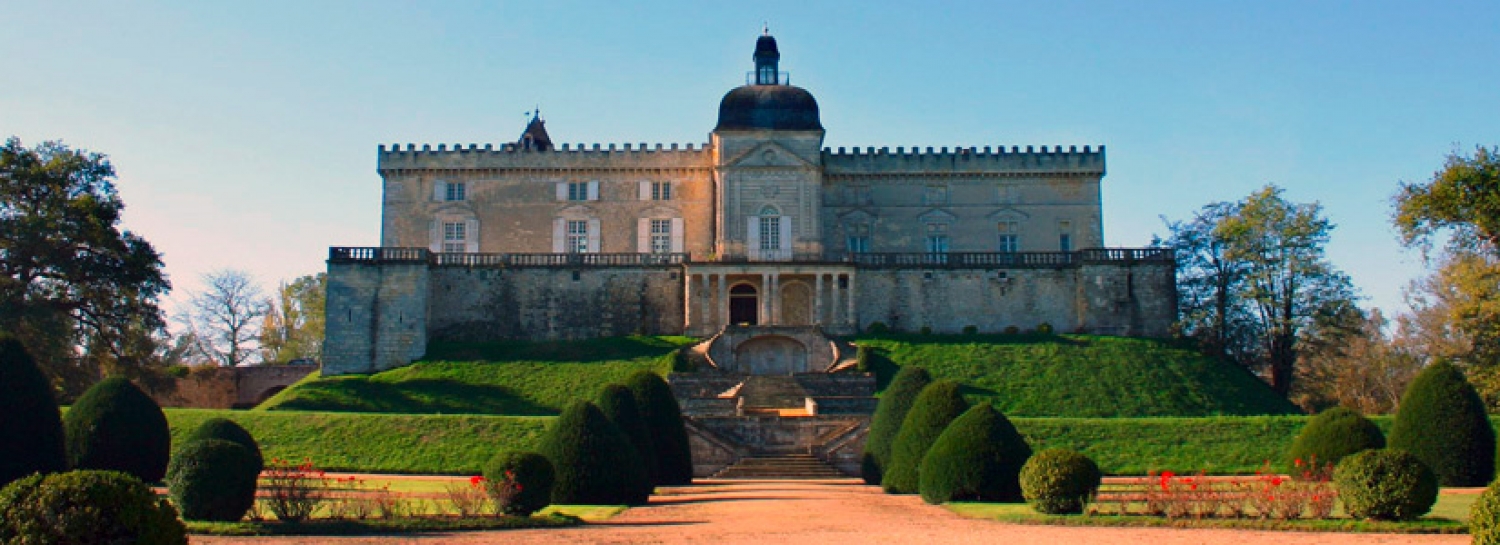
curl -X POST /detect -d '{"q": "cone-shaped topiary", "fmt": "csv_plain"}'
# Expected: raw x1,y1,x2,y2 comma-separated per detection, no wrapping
1333,448,1439,521
483,451,555,516
1287,406,1384,471
1389,360,1496,486
64,377,172,482
861,365,932,485
1472,480,1500,545
0,335,67,487
1020,449,1102,514
0,470,187,544
918,402,1032,504
596,383,656,495
166,439,259,522
625,370,693,485
884,380,969,494
185,418,263,472
538,401,649,506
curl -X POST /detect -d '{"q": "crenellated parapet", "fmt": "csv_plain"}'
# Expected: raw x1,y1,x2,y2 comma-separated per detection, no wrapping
821,144,1104,177
377,141,715,172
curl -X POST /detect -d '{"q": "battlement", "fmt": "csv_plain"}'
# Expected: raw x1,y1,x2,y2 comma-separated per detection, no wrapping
821,144,1105,175
377,141,715,171
378,141,714,154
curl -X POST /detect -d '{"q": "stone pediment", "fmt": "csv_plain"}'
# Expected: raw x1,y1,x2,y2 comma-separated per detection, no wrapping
836,208,876,222
917,208,958,223
724,141,817,169
987,206,1030,220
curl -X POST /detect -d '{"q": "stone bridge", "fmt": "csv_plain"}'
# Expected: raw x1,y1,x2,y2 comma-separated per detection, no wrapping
151,364,317,409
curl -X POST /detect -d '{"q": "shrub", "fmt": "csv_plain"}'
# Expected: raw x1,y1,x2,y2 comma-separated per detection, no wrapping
669,349,696,372
856,345,871,372
867,321,890,335
166,439,259,521
1036,322,1054,335
65,377,173,482
0,470,186,544
1472,480,1500,545
483,451,555,516
1287,406,1384,471
625,370,693,485
538,401,649,506
185,417,263,471
1389,360,1496,486
919,403,1032,504
0,335,66,487
1333,449,1438,521
962,325,978,335
1002,326,1020,335
919,326,933,336
596,383,656,494
861,366,932,485
1020,449,1102,514
884,380,969,494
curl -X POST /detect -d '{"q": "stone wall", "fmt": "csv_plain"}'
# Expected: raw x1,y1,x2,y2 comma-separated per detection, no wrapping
323,259,429,375
426,265,683,342
150,365,317,409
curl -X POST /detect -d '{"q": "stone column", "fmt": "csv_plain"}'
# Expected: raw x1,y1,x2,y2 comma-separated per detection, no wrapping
718,273,729,328
846,272,857,330
700,274,711,331
830,273,841,327
684,273,694,332
769,273,780,325
814,273,824,326
760,273,770,326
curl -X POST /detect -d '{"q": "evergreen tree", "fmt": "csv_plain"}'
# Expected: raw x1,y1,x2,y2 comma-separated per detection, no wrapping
185,418,263,472
861,365,932,484
918,403,1032,504
0,335,67,486
884,380,969,494
64,377,172,482
597,383,657,494
1389,360,1496,486
537,401,649,506
1286,406,1384,470
625,371,693,485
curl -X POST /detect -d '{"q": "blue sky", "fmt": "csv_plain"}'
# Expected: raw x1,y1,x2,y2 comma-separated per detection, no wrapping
3,1,1497,320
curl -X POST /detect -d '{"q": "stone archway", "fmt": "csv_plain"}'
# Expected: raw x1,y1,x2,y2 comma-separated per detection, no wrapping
780,281,813,326
730,283,759,325
732,335,808,375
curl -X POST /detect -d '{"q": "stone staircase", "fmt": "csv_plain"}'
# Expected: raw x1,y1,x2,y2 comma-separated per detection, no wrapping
711,454,850,479
739,375,809,412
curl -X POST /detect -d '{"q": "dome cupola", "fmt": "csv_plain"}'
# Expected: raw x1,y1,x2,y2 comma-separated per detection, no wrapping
714,29,823,132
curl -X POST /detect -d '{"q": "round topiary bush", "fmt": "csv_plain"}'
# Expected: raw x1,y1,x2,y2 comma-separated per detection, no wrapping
596,383,656,494
483,451,556,516
0,470,187,544
1287,406,1384,471
1020,449,1102,514
0,335,67,487
1472,480,1500,545
918,403,1032,504
1389,360,1496,487
625,371,694,485
538,401,649,506
884,380,969,494
166,439,259,522
65,377,173,483
1333,448,1439,521
185,417,263,472
861,365,932,485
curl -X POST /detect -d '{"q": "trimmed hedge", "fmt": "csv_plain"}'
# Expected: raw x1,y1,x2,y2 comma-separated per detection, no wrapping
1020,449,1102,514
1333,449,1438,521
1389,361,1496,487
918,403,1032,504
861,365,932,485
625,371,693,485
1286,406,1383,471
185,417,263,471
0,470,186,544
1473,480,1500,545
483,451,555,516
0,335,66,487
166,439,259,522
65,377,173,482
884,380,969,494
537,401,649,506
596,383,656,494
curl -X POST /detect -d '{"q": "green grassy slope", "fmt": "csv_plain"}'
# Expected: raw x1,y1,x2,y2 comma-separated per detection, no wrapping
257,336,695,415
857,334,1299,417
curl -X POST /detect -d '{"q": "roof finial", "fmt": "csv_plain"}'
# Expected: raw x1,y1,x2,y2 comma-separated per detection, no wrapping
763,22,769,36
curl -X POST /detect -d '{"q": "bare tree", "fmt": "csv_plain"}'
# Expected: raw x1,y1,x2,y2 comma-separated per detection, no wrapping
180,269,268,366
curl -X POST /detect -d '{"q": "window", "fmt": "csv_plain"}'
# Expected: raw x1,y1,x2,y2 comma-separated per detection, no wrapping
845,223,870,253
998,221,1019,253
567,182,589,201
444,182,466,201
1058,220,1073,252
759,208,781,251
442,222,467,254
925,223,949,254
650,219,672,254
566,220,589,253
651,181,672,201
923,184,949,206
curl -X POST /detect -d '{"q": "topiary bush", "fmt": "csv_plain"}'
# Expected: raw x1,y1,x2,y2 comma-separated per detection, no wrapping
1472,479,1500,545
0,335,67,487
1389,360,1496,487
625,370,694,485
1287,406,1384,471
483,451,555,516
1333,448,1438,521
918,403,1032,504
1020,449,1102,514
0,470,187,544
861,365,932,485
166,439,259,522
884,380,969,494
538,401,649,506
185,417,263,472
596,383,656,494
65,377,173,482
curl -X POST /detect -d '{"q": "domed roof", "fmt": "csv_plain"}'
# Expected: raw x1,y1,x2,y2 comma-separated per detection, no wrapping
715,85,823,132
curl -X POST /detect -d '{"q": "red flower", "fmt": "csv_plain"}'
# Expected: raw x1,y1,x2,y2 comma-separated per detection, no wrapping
1160,470,1175,491
470,475,485,488
1294,458,1304,467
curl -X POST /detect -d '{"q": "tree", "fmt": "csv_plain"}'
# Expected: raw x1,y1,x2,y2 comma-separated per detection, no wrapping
0,335,66,486
0,137,170,393
918,403,1032,504
624,371,694,485
1158,201,1256,364
1292,308,1422,413
260,273,325,364
64,377,173,483
181,270,267,367
1394,145,1500,258
884,380,969,494
1388,360,1496,487
861,365,932,485
595,383,656,493
537,401,649,506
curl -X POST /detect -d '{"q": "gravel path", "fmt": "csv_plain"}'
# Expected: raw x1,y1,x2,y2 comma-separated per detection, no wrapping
193,479,1469,545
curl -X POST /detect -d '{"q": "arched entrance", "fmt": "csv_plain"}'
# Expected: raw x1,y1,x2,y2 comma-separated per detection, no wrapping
732,335,808,375
729,283,759,325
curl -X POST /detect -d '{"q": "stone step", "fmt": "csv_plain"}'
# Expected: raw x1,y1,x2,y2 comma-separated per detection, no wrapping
739,375,809,408
711,454,849,479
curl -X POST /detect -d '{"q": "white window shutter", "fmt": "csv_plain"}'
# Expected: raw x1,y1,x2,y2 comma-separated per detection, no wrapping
587,218,601,252
587,180,599,201
780,216,793,252
552,218,565,253
670,217,685,253
433,181,445,202
747,217,760,253
465,219,479,253
428,220,441,252
556,182,567,201
639,181,651,201
637,218,650,252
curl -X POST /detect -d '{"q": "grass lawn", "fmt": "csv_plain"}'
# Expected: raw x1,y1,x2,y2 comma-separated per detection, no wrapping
185,513,584,536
